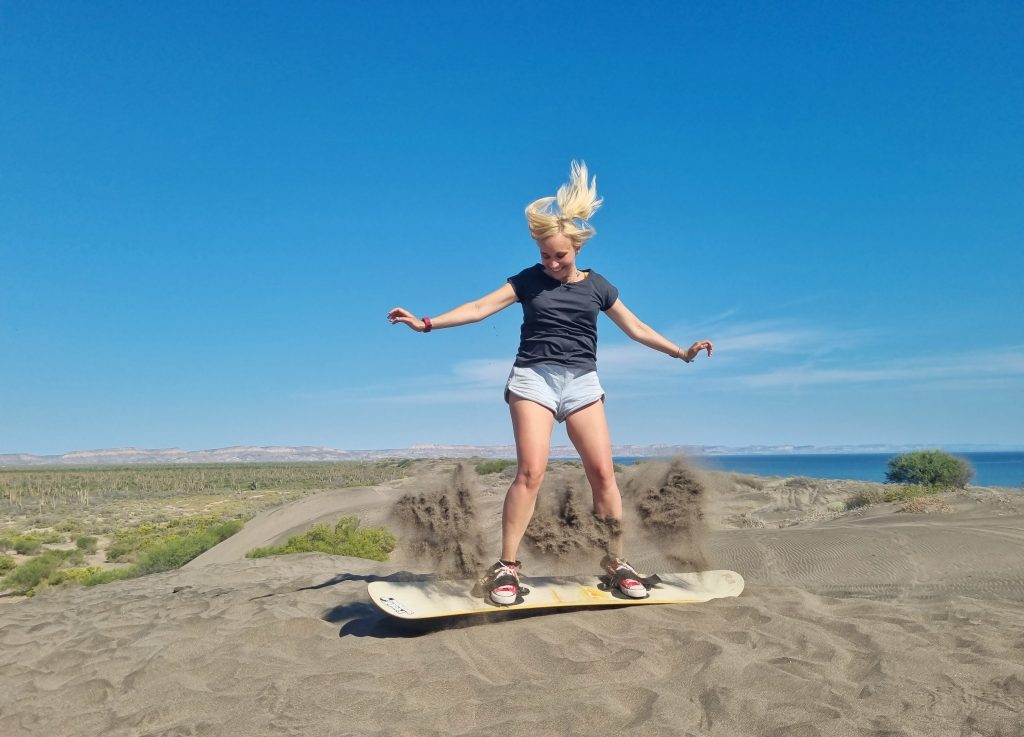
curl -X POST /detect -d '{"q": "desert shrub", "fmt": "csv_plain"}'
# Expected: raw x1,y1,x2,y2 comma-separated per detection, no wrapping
29,530,63,543
1,550,73,595
54,519,84,533
75,535,98,553
23,519,247,591
107,516,243,563
784,476,816,489
847,484,938,510
105,540,135,562
475,460,517,475
48,566,106,585
0,530,64,556
901,497,952,514
65,549,86,566
0,554,15,573
79,568,135,586
885,450,973,488
247,516,396,562
131,520,243,575
13,537,43,556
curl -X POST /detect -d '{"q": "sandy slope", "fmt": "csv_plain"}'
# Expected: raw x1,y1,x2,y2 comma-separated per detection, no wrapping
2,461,1023,737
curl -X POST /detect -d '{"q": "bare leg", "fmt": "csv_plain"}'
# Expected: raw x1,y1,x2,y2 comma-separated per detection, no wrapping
501,396,555,561
565,399,624,558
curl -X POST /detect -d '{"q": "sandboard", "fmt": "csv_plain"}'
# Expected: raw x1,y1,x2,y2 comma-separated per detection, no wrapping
368,570,744,620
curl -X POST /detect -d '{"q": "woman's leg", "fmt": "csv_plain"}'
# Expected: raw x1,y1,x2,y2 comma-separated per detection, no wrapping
501,396,555,561
565,399,624,558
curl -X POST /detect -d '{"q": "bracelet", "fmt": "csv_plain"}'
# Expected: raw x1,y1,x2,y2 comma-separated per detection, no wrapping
675,347,691,363
421,316,432,333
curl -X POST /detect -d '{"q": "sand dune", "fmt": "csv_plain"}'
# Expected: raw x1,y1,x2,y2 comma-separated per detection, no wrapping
2,461,1023,736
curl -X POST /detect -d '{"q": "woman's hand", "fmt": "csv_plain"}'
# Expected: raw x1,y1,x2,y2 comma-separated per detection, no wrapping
387,307,426,333
679,340,713,363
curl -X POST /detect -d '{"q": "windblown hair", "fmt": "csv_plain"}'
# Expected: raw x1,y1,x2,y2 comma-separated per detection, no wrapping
525,161,603,249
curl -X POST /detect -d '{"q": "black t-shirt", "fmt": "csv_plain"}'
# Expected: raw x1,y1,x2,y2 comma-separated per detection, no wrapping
507,264,619,371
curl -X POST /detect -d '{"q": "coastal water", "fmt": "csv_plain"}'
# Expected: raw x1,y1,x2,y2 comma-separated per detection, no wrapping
612,452,1024,489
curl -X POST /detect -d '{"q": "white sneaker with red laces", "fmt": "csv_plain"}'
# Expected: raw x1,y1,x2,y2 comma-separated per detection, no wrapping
481,560,523,606
601,556,648,599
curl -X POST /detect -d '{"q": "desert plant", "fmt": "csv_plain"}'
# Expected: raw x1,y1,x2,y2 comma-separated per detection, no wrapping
885,450,973,488
0,461,413,515
13,537,43,556
106,516,244,563
131,520,243,575
75,535,98,553
901,497,952,514
1,550,73,595
48,566,106,585
79,568,135,586
847,484,939,509
475,459,517,475
0,554,16,573
247,516,396,562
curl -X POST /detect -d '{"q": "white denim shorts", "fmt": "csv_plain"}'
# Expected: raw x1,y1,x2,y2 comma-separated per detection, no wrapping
504,364,606,423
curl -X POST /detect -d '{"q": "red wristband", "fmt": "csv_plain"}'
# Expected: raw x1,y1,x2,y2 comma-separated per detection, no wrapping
421,316,432,333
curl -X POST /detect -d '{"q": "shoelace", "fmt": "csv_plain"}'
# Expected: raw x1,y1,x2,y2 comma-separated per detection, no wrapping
490,564,519,584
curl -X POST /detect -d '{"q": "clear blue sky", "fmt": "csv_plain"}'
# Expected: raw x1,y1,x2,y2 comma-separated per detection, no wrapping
2,2,1022,455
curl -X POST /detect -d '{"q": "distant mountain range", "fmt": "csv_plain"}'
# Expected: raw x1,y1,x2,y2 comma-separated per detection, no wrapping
1,443,1018,467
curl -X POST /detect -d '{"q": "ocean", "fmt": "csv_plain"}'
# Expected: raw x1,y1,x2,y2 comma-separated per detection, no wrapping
612,451,1024,489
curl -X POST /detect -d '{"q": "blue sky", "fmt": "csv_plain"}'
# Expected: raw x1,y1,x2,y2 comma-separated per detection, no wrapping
2,2,1022,455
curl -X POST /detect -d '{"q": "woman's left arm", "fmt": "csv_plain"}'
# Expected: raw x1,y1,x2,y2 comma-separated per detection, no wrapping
605,299,713,363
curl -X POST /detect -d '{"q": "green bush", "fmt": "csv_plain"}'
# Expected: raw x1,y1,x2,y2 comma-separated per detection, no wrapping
247,516,396,562
79,568,136,586
132,520,243,575
474,459,517,475
3,530,64,556
106,516,242,562
105,541,135,562
1,550,73,595
885,450,974,488
13,537,43,556
0,519,244,595
47,566,106,585
75,535,98,554
0,554,16,573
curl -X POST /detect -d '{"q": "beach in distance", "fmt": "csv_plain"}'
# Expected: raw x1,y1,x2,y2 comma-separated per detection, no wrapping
1,458,1023,737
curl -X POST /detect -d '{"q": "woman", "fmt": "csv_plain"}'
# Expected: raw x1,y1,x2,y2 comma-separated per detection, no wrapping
388,162,712,606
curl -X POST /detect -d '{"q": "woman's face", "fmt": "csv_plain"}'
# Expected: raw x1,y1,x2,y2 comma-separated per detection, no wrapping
537,233,578,279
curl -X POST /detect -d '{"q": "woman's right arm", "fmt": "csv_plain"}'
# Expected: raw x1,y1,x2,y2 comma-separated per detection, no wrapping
388,282,518,333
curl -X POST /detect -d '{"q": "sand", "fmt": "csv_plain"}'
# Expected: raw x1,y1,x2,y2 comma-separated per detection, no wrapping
2,460,1023,736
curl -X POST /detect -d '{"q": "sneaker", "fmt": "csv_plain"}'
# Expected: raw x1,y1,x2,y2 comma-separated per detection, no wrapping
480,560,524,606
600,555,648,599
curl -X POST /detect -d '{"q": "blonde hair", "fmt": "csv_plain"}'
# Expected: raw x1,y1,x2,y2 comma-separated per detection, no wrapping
525,160,603,249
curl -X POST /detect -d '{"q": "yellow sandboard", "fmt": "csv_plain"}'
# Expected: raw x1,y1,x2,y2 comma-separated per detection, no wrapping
367,570,744,620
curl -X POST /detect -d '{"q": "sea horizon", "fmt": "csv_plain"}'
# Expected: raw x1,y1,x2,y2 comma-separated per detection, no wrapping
3,445,1022,489
611,451,1024,489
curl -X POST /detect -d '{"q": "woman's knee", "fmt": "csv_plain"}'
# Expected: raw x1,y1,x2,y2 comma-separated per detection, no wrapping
514,463,547,491
586,461,617,491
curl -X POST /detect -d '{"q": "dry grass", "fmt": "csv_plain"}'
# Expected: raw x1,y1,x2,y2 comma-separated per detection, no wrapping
901,497,953,514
